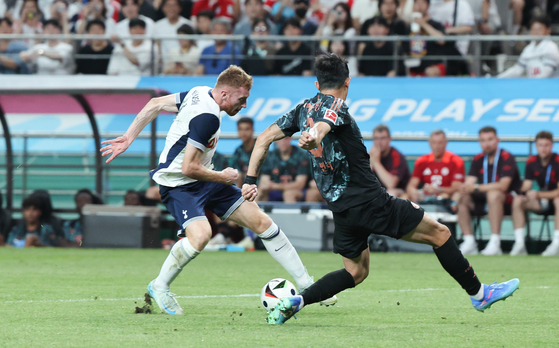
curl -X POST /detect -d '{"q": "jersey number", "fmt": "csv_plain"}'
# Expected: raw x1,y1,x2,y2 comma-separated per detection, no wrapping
305,118,333,173
207,138,218,149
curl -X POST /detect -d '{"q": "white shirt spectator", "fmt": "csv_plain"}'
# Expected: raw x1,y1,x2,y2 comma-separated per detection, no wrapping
165,45,202,73
499,39,559,78
398,0,414,24
429,0,474,55
107,40,154,75
350,0,378,25
466,0,501,31
154,16,194,63
116,15,155,39
30,42,74,74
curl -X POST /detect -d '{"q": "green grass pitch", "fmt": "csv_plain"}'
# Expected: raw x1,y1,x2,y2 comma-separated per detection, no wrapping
1,248,558,347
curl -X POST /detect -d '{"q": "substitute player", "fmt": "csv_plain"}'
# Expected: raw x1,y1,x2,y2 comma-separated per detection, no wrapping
241,55,519,324
100,66,335,315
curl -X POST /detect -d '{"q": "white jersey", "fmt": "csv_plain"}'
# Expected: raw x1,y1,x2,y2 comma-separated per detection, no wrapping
150,86,222,187
518,39,559,77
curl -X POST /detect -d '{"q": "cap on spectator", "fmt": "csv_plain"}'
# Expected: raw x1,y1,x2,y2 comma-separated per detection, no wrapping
44,19,62,31
129,18,146,29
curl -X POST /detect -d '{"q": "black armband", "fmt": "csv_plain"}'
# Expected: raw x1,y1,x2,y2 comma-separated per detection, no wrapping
244,176,258,185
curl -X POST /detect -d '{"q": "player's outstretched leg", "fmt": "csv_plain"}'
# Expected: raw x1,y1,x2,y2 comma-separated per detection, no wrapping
228,201,337,306
402,213,519,312
148,220,208,315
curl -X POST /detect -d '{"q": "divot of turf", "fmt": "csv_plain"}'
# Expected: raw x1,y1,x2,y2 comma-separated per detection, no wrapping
134,293,153,314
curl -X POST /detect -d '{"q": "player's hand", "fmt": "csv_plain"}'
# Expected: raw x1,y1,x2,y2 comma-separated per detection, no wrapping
423,184,438,195
221,167,239,185
298,129,318,150
526,190,539,201
100,135,131,163
369,145,381,163
242,183,258,201
460,182,475,194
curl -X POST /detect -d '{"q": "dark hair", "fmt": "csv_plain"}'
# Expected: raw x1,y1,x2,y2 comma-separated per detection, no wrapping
378,0,400,11
86,18,106,32
530,15,551,29
122,0,140,6
75,188,103,205
373,124,390,136
369,15,389,28
129,18,146,29
315,53,349,90
327,36,349,56
284,17,301,31
29,190,54,222
245,0,263,4
251,17,269,31
414,0,430,4
237,117,254,127
44,19,62,31
161,0,182,9
536,130,553,141
333,2,353,32
20,0,42,17
479,126,497,135
0,17,13,27
22,196,43,211
197,10,215,20
177,23,194,35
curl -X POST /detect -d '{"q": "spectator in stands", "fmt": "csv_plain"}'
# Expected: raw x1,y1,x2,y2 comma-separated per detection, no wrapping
191,0,235,23
7,196,60,247
351,0,379,32
274,18,313,76
272,0,297,29
316,2,356,53
212,151,229,171
30,189,63,232
369,124,410,197
108,18,154,75
240,18,276,75
234,0,276,36
499,16,559,78
457,126,522,256
195,10,215,51
48,0,71,38
360,0,409,37
163,24,201,75
19,19,74,74
258,137,311,202
124,189,143,206
406,130,465,204
154,0,194,66
116,0,154,39
328,38,358,76
76,0,117,35
0,194,11,246
465,0,501,35
0,17,29,74
511,131,559,256
403,0,447,77
292,0,319,35
13,0,43,44
62,188,101,247
230,117,255,187
428,0,474,75
76,19,114,74
138,0,159,21
195,18,241,75
358,16,402,76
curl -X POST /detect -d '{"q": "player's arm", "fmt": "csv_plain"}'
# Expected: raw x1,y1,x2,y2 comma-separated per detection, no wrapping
498,63,525,78
298,121,332,151
100,94,179,163
519,179,533,194
373,160,400,189
181,144,238,185
406,177,421,202
478,177,512,193
538,187,559,199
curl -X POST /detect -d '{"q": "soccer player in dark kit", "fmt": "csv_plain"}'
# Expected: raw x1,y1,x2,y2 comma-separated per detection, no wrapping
241,54,520,324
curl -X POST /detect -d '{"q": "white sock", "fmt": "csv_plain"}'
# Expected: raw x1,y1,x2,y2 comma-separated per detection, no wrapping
259,223,310,290
154,238,200,290
514,228,525,245
472,284,485,300
464,235,475,243
553,231,559,244
489,234,500,245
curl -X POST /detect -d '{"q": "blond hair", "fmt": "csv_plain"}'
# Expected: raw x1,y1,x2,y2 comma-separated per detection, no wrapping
215,65,253,90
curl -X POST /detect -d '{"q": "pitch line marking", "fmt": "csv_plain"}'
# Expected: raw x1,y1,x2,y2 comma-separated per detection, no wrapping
2,286,550,305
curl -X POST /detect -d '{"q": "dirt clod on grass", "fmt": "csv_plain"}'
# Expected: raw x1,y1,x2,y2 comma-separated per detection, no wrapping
134,293,153,314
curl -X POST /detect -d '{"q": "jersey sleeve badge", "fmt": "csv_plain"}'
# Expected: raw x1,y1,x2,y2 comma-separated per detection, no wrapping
325,109,338,123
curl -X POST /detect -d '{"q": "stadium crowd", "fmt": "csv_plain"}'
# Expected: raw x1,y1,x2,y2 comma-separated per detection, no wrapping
1,0,559,76
1,119,559,256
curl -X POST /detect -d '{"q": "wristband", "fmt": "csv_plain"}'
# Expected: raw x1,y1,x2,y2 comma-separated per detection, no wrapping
244,175,257,185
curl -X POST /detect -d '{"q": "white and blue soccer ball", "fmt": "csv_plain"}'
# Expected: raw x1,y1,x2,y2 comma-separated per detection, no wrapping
260,278,298,312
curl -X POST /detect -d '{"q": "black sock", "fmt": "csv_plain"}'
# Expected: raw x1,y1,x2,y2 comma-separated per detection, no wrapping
301,269,355,305
434,237,482,296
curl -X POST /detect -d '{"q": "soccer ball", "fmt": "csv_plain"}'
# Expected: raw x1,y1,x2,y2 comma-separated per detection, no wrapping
260,278,298,312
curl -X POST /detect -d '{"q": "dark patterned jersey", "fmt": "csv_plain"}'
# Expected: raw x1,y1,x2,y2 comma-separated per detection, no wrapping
274,92,389,212
230,143,254,181
469,148,522,193
261,145,311,184
375,147,411,190
212,151,229,171
525,153,559,191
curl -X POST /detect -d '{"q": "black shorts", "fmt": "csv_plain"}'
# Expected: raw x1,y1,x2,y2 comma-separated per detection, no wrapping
471,191,513,216
332,196,425,259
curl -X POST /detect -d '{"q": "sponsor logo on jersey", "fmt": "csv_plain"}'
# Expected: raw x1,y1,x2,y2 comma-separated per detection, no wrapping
423,168,432,176
191,90,200,105
325,109,338,123
441,167,449,176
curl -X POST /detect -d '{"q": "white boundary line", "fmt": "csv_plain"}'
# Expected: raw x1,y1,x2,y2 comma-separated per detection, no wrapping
2,286,551,305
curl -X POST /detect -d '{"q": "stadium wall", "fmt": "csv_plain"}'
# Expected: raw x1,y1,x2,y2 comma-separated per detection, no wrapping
2,76,558,156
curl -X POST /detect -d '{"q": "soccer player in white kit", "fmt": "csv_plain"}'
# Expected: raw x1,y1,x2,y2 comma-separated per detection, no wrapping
499,16,559,78
100,66,336,314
